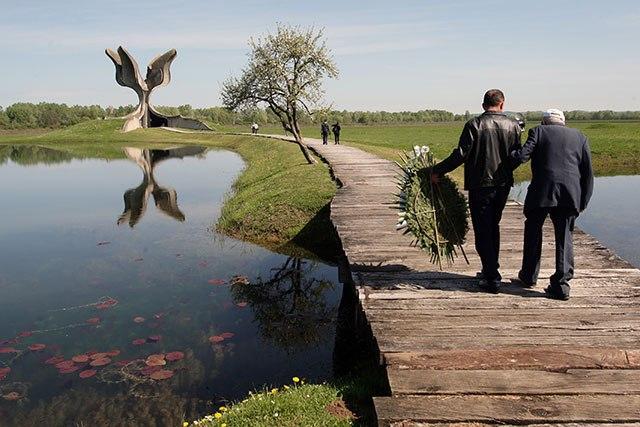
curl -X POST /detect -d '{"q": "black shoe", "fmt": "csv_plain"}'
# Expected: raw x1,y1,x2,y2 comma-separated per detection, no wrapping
544,285,569,301
479,280,500,294
515,272,536,288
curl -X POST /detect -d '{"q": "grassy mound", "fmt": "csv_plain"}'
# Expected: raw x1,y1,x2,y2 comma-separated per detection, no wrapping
186,383,353,427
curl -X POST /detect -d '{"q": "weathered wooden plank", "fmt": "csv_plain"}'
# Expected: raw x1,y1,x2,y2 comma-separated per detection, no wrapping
388,369,640,395
361,296,640,310
392,422,640,427
383,348,638,370
376,334,640,352
373,395,640,425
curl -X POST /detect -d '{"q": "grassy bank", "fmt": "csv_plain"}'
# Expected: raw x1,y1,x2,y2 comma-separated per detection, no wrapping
186,382,353,427
231,121,640,182
0,120,338,260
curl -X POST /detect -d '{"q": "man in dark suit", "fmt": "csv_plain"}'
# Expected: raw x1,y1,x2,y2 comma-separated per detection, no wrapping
321,120,330,145
511,109,594,300
431,89,522,293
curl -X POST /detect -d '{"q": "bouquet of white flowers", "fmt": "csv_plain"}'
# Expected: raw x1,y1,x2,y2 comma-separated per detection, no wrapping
395,145,469,268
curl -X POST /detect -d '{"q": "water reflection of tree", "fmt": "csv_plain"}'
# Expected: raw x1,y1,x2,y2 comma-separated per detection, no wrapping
0,145,77,166
231,257,337,352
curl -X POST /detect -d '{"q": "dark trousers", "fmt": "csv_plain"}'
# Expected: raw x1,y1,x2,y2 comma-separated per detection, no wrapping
520,207,576,292
322,133,329,144
334,133,340,144
468,186,510,283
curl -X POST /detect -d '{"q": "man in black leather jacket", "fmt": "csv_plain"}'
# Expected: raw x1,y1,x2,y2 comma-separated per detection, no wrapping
431,89,522,292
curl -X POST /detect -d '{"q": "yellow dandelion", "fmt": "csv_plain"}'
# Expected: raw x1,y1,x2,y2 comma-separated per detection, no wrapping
183,422,189,427
214,412,222,419
271,388,278,394
292,376,300,383
221,424,227,427
283,385,290,390
219,406,228,412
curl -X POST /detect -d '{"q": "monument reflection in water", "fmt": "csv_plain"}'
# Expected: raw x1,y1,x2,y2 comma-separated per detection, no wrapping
118,146,207,227
0,144,351,426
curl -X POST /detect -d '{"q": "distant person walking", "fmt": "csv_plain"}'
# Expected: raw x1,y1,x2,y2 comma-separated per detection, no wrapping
429,89,522,293
332,122,341,144
511,109,594,300
251,122,259,134
321,120,330,145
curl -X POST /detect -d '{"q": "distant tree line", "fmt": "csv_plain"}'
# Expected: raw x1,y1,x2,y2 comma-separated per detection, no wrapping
2,102,639,129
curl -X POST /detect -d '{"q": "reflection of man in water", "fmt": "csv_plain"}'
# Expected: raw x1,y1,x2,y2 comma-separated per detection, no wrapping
118,147,205,227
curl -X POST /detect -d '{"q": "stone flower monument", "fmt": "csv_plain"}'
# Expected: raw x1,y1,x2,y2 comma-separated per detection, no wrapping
106,46,210,132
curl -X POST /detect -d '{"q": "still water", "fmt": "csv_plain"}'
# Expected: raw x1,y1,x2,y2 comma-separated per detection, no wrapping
511,175,640,267
0,145,343,425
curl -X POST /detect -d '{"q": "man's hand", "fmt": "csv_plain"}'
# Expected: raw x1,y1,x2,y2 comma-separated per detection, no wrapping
418,167,440,184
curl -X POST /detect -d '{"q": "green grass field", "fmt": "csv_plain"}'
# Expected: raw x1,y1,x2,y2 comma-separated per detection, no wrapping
231,121,640,182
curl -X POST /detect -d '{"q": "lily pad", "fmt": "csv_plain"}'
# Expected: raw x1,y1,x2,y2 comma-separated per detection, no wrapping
55,360,75,370
89,357,111,367
79,369,97,379
149,369,174,380
28,343,46,351
59,366,80,374
45,356,65,365
165,351,184,362
72,354,90,363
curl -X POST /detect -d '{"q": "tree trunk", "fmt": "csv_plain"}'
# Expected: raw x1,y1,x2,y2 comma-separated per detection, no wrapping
290,123,316,165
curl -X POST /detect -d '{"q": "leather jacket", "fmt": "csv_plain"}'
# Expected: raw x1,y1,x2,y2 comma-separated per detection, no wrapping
433,112,522,190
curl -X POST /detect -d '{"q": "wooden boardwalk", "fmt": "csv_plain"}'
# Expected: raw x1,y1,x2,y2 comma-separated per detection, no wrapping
264,134,640,426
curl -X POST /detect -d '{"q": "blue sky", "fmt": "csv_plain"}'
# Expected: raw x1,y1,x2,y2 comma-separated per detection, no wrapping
1,0,638,113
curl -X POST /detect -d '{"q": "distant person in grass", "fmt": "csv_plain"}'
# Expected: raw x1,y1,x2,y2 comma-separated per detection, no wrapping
511,109,594,300
251,122,259,134
429,89,522,293
321,119,330,145
332,122,341,144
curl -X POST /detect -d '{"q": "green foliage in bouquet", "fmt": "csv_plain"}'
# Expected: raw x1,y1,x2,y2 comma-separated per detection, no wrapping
395,146,469,268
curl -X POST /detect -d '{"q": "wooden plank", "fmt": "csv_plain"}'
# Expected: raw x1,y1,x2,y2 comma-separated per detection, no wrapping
383,348,637,370
373,395,640,425
376,335,640,352
388,369,640,395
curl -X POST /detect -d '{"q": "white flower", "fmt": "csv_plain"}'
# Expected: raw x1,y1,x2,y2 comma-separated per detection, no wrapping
413,145,421,156
421,145,430,154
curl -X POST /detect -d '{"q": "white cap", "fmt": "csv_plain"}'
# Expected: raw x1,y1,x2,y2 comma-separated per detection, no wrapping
542,109,565,124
